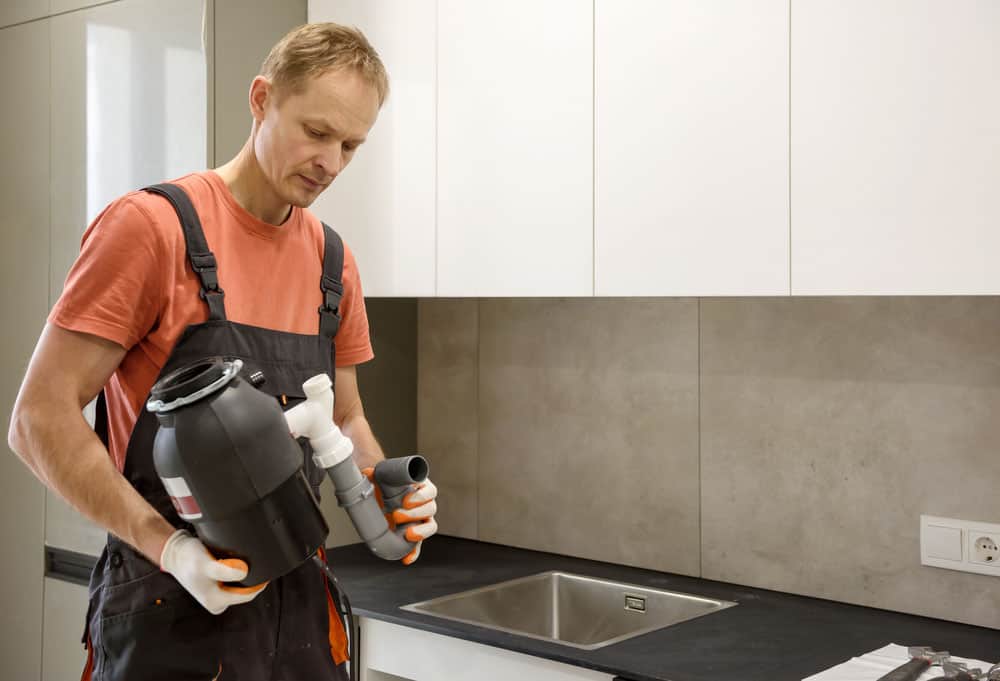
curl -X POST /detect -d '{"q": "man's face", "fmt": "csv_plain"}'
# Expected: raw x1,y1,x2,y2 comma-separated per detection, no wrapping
253,68,379,208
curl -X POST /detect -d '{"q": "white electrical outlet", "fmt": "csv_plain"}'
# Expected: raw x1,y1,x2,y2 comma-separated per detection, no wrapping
969,533,1000,566
921,515,1000,577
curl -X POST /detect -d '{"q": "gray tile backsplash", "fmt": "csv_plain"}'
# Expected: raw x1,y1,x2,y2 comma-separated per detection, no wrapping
417,299,479,539
417,296,1000,629
476,299,700,574
700,297,1000,629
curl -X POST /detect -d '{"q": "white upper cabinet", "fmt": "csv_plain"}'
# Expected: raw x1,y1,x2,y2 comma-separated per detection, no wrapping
595,1,790,296
792,1,1000,295
437,0,593,297
309,0,437,297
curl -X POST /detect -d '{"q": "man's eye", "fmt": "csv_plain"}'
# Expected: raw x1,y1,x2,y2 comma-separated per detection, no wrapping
344,143,358,152
307,127,326,139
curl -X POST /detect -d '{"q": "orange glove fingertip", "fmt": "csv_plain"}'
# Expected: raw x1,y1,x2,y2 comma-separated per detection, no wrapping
404,526,426,543
217,558,248,572
401,546,420,566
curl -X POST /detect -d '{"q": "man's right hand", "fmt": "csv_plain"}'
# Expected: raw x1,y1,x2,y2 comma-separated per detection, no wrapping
159,529,267,614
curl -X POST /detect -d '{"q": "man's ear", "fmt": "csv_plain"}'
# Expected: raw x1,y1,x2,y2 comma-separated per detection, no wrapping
249,76,272,123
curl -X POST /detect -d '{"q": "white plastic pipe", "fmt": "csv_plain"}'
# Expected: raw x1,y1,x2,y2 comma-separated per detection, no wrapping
283,374,354,468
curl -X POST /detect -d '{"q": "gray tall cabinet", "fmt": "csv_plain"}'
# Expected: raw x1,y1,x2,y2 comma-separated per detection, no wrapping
0,1,306,678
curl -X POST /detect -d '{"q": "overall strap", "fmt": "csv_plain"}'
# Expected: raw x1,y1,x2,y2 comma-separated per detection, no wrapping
319,222,344,340
143,183,227,320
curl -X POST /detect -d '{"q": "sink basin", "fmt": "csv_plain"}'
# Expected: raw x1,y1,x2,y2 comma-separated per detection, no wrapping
401,571,737,650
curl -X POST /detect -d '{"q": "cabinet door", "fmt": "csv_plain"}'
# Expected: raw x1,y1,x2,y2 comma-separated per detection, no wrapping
49,0,209,304
41,578,90,681
0,0,47,28
792,1,1000,295
308,0,437,297
0,18,50,681
437,0,593,297
360,617,614,681
595,0,789,296
49,1,116,14
46,0,210,571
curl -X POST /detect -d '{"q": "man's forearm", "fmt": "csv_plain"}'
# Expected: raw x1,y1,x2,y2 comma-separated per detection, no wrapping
339,412,386,470
9,404,175,564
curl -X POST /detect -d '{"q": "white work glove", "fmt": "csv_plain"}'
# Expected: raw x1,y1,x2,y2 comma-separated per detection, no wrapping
394,478,439,565
159,529,268,614
362,469,439,565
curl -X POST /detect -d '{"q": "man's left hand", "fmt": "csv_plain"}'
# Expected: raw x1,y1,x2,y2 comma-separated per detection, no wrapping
362,468,438,565
393,479,438,565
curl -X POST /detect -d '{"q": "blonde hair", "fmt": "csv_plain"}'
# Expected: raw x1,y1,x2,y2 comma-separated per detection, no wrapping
260,22,389,107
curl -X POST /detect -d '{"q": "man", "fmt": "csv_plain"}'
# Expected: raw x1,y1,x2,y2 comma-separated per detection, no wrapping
7,22,437,680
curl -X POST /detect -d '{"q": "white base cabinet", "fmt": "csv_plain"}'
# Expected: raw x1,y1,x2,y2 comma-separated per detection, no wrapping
358,617,614,681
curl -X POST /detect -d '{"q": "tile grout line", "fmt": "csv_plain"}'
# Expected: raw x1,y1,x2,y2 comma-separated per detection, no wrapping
475,299,482,540
697,298,703,578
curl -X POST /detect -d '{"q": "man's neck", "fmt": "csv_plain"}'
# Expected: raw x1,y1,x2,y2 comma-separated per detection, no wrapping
214,139,292,226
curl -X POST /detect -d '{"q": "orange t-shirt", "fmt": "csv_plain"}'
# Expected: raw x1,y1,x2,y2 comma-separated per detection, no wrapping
48,170,374,472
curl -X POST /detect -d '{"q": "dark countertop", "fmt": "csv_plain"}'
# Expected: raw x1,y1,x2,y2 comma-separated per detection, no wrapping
327,535,1000,681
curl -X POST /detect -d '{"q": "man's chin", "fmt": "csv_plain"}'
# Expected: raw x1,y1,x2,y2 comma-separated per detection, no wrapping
283,188,318,210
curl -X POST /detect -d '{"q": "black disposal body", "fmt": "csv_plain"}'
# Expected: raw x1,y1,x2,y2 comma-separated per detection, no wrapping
148,357,329,586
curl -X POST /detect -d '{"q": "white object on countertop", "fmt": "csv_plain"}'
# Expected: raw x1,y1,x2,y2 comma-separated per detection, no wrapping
802,643,994,681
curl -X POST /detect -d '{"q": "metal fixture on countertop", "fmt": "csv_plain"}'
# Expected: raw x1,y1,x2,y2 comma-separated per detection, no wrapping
876,647,950,681
402,570,737,650
925,659,1000,681
624,595,646,613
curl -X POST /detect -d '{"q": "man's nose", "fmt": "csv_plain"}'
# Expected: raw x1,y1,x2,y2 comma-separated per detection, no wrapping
316,144,345,179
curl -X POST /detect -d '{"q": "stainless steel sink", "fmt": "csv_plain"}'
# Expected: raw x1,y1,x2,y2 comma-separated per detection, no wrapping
401,571,737,650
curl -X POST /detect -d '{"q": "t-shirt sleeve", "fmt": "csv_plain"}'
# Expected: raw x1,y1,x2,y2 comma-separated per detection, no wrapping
48,195,165,350
334,242,374,367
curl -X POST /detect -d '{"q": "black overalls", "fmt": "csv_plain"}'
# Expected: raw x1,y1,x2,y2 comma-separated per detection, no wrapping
82,183,350,681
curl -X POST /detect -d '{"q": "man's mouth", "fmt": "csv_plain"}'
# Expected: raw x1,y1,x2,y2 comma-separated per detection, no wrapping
298,174,324,189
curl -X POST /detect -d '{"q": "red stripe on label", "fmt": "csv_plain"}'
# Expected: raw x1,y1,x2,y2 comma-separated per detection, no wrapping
170,495,202,518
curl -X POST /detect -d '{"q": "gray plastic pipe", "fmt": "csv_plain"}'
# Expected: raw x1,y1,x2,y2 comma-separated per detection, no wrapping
284,374,428,561
325,455,428,560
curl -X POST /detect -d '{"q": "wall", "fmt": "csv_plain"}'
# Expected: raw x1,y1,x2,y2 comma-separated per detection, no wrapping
419,297,1000,630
